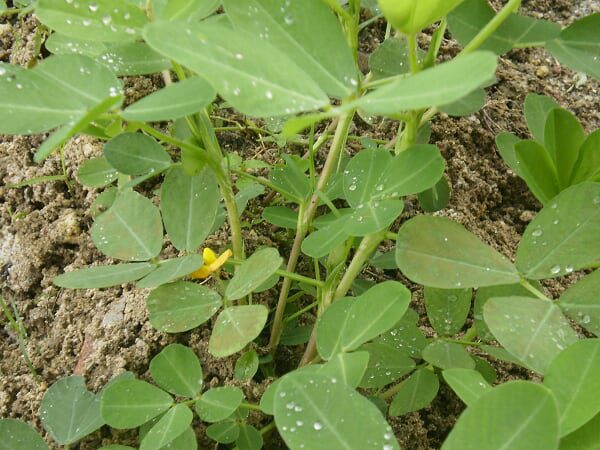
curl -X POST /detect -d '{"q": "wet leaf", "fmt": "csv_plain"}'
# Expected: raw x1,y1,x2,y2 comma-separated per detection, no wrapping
104,132,172,176
234,350,259,380
208,305,269,357
422,341,475,370
78,157,118,188
424,287,472,336
358,343,415,389
559,270,600,336
442,368,491,406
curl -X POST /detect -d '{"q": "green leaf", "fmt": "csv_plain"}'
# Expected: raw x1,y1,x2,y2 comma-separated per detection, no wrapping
223,0,357,98
495,132,523,176
225,248,283,300
153,0,219,21
208,305,269,357
262,206,299,229
236,424,263,450
442,368,491,406
101,380,173,429
319,351,370,389
396,216,520,288
37,0,148,42
484,296,578,374
274,371,400,450
441,381,559,450
356,52,497,115
343,145,445,207
54,262,155,289
516,182,600,279
140,405,193,450
570,130,600,185
78,157,118,188
301,219,350,258
368,37,414,80
358,343,415,389
234,350,259,380
104,132,172,176
418,176,451,213
146,282,221,333
137,255,203,289
424,287,472,336
544,339,600,436
206,420,240,444
474,282,540,341
143,21,329,117
377,309,428,359
524,93,560,144
546,13,600,81
92,190,163,261
472,356,497,384
195,387,244,423
440,88,486,117
316,281,411,359
448,0,560,54
160,166,219,252
559,270,600,336
514,139,560,204
269,155,311,202
344,200,405,236
544,108,586,189
122,77,216,122
40,376,103,445
260,366,321,416
159,426,197,450
389,368,439,416
422,341,475,370
0,54,121,134
559,413,600,450
0,419,49,450
91,187,118,218
150,344,203,398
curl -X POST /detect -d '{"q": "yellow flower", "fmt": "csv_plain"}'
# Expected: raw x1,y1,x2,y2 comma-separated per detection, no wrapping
190,248,233,279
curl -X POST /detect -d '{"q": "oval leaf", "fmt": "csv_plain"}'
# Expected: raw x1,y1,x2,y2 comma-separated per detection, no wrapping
54,263,155,289
424,287,472,336
104,132,172,176
195,387,244,423
140,405,193,450
389,368,439,416
0,419,49,450
137,255,203,289
442,368,492,406
225,248,283,300
559,270,600,336
150,344,203,398
208,305,269,357
422,341,475,370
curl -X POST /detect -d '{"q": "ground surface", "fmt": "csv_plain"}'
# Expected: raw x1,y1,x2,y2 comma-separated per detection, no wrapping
1,1,599,449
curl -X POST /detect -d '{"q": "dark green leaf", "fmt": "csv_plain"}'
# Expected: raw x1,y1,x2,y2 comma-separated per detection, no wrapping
422,341,475,370
195,387,244,423
377,309,428,359
0,419,49,450
225,248,283,300
206,421,240,444
236,424,263,450
524,93,560,144
78,157,118,188
514,140,560,204
54,262,155,289
559,413,600,450
368,37,414,80
570,129,600,185
137,255,203,289
140,405,193,450
359,343,415,389
150,344,203,398
234,350,259,380
389,368,439,416
418,176,451,212
424,287,472,336
262,206,298,229
104,132,172,176
559,270,600,336
442,368,491,406
208,305,269,357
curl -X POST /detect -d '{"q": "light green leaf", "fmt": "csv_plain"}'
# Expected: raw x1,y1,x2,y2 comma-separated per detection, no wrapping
160,166,219,252
472,356,498,384
160,426,197,450
559,270,600,336
358,343,415,389
301,219,350,258
484,296,579,374
234,350,259,380
396,216,520,288
516,182,600,279
356,52,497,115
206,420,240,444
259,366,321,416
524,93,560,144
570,130,600,185
317,281,411,359
368,37,413,80
495,132,523,176
236,424,263,450
78,157,118,188
104,132,172,176
225,248,283,300
40,376,104,445
418,176,451,212
54,262,155,289
546,13,600,81
0,54,121,134
146,282,221,333
274,371,400,450
122,77,216,122
544,108,586,189
559,413,600,450
514,139,560,204
143,21,329,117
0,419,49,450
544,339,600,436
137,255,203,289
92,190,163,261
319,351,369,389
442,381,559,450
195,387,244,423
377,309,428,359
208,305,269,357
424,287,472,336
150,344,203,398
37,0,148,42
344,200,405,236
140,405,193,450
223,0,357,98
153,0,220,21
389,368,439,416
269,155,311,202
442,368,491,406
422,341,475,370
262,206,298,229
101,380,173,429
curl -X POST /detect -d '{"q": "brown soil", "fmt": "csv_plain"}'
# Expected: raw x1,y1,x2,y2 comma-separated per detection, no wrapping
1,1,599,449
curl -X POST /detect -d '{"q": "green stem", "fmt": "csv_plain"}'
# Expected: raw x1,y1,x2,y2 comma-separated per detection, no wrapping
285,301,318,323
408,33,420,74
268,111,355,353
241,402,262,411
461,0,522,54
227,259,325,287
519,278,552,302
462,325,479,342
136,122,209,164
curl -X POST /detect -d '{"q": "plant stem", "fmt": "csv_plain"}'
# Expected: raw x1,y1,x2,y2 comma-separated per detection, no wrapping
461,0,522,54
136,122,209,164
227,259,325,287
408,33,420,74
268,111,355,353
519,278,552,302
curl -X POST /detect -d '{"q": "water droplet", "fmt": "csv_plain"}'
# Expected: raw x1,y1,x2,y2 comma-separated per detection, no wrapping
375,184,384,191
284,15,294,25
265,90,273,100
532,228,543,237
348,184,357,191
565,265,574,273
594,196,600,205
102,15,112,25
82,19,92,26
88,2,98,12
582,315,591,324
550,265,561,275
313,422,323,431
235,53,244,60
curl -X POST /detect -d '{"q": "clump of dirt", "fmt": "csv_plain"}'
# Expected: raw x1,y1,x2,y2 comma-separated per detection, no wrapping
1,1,599,449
